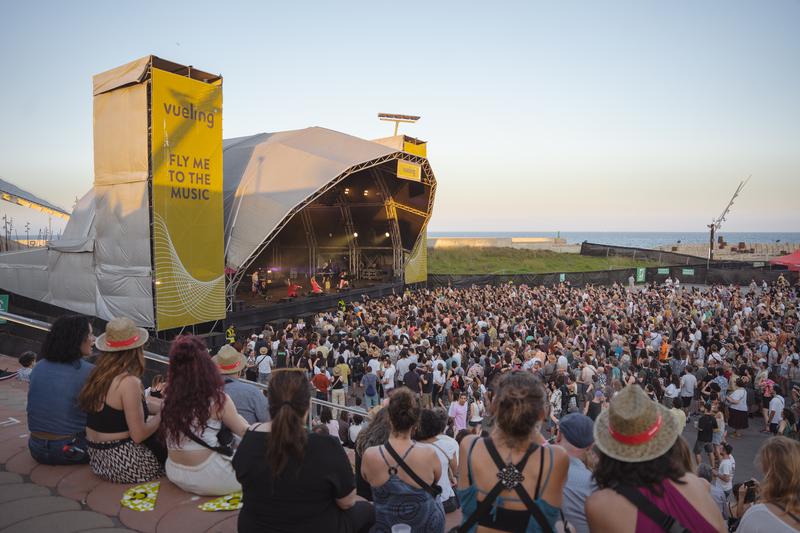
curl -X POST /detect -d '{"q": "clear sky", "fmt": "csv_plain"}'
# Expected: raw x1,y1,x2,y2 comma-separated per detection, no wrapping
1,0,798,234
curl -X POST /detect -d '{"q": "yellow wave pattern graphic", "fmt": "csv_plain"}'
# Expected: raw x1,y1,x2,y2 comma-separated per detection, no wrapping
153,212,225,326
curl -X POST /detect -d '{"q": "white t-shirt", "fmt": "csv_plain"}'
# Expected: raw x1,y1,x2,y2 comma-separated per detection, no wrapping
715,456,734,492
769,396,785,424
349,423,364,444
258,354,273,374
728,387,748,412
737,503,799,533
428,435,459,502
367,358,382,375
396,358,411,381
679,373,697,397
382,365,396,391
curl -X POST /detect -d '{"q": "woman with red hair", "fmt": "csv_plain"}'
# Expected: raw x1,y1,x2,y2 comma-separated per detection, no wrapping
161,335,249,496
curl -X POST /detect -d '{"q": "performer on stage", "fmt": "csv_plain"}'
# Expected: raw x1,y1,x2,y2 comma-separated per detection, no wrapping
251,270,259,296
287,278,302,298
310,275,323,294
338,270,350,290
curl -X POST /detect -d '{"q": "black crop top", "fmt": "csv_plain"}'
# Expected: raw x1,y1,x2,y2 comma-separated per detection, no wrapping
86,397,149,433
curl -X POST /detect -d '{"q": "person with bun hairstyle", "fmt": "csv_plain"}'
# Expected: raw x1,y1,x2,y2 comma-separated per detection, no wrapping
78,317,164,483
456,371,569,533
233,368,374,533
161,335,249,496
361,387,446,532
585,384,726,532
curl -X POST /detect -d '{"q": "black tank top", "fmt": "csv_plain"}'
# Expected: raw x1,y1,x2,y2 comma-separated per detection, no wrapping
86,397,149,433
587,401,603,421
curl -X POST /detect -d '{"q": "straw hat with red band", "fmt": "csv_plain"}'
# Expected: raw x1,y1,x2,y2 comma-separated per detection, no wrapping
95,317,149,353
593,384,680,463
212,344,247,375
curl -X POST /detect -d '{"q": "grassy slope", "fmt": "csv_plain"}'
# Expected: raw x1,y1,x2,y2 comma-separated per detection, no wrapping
427,247,662,274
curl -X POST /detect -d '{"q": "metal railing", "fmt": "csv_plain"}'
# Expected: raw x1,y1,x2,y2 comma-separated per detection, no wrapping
0,309,370,430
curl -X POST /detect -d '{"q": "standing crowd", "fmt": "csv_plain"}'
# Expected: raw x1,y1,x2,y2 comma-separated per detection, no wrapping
23,274,800,532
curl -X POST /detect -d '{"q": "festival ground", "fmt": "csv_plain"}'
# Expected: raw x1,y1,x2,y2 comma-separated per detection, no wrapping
0,355,463,533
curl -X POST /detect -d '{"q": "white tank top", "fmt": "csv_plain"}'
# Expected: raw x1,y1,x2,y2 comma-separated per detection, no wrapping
169,418,223,452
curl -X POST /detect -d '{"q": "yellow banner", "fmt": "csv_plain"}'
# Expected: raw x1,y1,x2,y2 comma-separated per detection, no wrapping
397,160,422,182
404,232,428,284
151,68,225,330
403,140,427,158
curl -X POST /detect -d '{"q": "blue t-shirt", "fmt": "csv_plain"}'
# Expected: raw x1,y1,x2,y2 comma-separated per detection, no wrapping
27,358,94,436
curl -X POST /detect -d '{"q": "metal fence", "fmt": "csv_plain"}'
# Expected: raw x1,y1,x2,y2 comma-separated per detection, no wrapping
428,265,797,289
0,310,370,430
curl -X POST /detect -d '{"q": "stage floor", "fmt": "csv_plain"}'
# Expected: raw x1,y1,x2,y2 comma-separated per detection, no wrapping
227,280,404,330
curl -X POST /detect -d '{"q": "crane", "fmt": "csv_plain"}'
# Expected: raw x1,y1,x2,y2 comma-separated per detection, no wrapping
708,176,750,264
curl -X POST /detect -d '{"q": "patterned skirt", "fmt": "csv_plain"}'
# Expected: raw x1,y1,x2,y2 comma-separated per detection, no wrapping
87,438,164,484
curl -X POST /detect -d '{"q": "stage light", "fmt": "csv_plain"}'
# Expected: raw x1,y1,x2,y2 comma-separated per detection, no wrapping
363,190,369,196
344,188,350,195
385,232,391,238
353,232,359,238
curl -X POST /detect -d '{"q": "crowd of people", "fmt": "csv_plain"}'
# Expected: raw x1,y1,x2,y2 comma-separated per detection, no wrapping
22,275,800,532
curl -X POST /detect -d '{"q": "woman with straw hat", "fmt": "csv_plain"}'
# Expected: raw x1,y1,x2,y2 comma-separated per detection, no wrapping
78,317,165,483
586,384,726,532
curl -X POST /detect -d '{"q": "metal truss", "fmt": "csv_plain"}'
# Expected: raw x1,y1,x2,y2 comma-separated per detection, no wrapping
225,151,437,304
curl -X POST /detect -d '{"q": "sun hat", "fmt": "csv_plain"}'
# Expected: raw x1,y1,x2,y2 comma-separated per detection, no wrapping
593,384,680,463
95,317,149,352
212,345,247,375
259,346,268,355
559,413,594,449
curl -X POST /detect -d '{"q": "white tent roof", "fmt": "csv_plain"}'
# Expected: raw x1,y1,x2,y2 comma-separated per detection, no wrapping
223,127,398,269
0,126,430,327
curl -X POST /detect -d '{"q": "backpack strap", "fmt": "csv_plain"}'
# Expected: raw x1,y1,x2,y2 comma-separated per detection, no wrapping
384,441,442,499
459,438,554,533
612,484,689,533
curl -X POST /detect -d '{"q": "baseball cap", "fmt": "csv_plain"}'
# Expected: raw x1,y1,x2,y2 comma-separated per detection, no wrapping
558,413,594,449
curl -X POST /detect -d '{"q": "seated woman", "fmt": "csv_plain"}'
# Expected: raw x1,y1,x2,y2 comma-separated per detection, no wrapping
585,384,726,533
78,318,164,483
161,336,249,496
456,371,569,533
27,315,95,465
734,437,800,532
233,369,374,533
361,388,445,532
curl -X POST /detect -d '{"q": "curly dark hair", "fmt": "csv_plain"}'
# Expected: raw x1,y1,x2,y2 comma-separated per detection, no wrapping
492,370,545,443
160,335,226,447
416,408,448,440
40,315,92,363
388,387,420,432
593,438,687,494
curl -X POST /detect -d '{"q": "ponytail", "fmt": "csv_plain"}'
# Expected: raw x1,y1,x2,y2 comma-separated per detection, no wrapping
267,370,309,475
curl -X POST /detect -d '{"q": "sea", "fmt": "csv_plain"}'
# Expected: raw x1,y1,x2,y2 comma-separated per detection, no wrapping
427,231,800,249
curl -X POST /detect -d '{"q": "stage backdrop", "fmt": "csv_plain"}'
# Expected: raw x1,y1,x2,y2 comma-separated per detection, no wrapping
151,68,225,330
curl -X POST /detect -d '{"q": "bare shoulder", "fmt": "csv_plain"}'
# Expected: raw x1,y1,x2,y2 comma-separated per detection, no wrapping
586,488,635,531
459,434,481,454
118,374,143,392
547,444,570,465
586,488,617,510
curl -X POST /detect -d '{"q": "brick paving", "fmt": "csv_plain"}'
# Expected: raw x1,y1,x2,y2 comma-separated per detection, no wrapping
1,355,462,532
